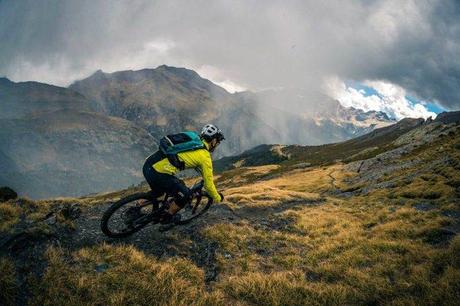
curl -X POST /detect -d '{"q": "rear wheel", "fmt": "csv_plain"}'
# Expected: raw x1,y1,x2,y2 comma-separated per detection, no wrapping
175,194,213,225
101,192,158,238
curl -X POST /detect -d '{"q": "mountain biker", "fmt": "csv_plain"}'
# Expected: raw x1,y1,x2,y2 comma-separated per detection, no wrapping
142,124,224,224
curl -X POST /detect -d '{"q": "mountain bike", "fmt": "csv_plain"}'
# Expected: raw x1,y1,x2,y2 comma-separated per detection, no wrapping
101,180,213,238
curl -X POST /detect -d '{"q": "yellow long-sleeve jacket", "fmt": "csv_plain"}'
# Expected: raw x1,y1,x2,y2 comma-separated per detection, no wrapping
152,140,222,202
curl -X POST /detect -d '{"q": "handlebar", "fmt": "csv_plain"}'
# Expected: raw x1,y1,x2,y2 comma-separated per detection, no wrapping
190,179,218,199
190,180,204,192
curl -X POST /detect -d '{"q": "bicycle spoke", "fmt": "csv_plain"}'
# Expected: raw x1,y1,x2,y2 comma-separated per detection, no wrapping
102,196,157,237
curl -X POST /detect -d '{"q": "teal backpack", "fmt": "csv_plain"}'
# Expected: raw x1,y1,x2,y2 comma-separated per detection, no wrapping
159,131,205,170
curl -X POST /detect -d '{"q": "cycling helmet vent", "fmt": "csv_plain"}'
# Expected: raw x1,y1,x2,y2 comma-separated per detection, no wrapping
200,124,225,142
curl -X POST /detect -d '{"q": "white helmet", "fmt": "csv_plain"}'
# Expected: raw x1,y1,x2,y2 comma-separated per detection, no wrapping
200,124,225,142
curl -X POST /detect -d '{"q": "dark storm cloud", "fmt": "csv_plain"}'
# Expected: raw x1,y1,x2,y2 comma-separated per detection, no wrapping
348,0,460,109
0,0,459,109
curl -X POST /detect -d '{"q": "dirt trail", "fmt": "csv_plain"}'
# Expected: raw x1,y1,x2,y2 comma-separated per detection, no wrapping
318,167,343,197
327,169,339,191
64,194,325,281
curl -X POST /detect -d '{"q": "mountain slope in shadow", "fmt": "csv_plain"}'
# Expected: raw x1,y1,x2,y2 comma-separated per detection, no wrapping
0,79,155,199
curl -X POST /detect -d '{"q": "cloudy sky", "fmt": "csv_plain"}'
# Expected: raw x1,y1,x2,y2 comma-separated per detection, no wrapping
1,0,459,119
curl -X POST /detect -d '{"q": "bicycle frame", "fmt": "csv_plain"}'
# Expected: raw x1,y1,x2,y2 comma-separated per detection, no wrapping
101,179,212,238
133,180,205,225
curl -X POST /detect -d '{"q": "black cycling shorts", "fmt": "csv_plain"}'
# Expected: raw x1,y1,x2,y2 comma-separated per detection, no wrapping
142,151,191,208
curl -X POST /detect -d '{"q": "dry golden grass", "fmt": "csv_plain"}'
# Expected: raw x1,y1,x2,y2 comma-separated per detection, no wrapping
225,184,319,207
0,257,17,306
396,176,455,200
0,202,22,232
218,164,281,188
221,165,344,209
204,221,312,277
220,270,352,306
264,166,340,193
204,197,460,305
31,243,225,306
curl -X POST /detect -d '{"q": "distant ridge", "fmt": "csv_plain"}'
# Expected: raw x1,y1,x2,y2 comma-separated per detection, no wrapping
215,116,427,172
435,111,460,124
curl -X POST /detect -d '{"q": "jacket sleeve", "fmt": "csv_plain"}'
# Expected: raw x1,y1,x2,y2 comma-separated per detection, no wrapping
200,152,222,202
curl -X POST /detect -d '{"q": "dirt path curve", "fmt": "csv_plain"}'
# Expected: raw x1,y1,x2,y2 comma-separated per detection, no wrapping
323,168,341,196
60,200,245,283
61,194,325,281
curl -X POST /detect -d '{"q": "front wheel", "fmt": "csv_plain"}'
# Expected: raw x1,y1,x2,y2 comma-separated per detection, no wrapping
101,192,157,238
175,193,213,225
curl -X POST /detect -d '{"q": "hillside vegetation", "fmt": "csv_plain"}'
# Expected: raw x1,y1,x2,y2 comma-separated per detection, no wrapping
1,117,459,305
215,117,423,172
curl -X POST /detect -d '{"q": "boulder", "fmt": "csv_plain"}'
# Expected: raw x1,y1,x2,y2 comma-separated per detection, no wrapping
0,186,18,202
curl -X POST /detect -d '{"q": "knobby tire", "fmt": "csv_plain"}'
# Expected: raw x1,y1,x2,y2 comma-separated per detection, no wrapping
101,192,154,238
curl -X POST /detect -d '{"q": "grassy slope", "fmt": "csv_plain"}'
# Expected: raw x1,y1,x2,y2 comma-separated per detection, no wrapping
1,124,460,305
215,118,424,172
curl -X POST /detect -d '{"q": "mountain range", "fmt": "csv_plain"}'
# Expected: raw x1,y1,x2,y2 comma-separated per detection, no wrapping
1,65,395,198
69,65,395,151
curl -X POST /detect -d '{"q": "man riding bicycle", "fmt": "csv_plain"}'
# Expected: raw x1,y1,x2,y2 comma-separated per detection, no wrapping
142,124,224,224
